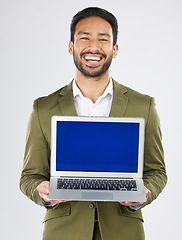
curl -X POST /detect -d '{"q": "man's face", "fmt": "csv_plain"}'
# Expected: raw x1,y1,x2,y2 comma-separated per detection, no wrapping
69,16,118,78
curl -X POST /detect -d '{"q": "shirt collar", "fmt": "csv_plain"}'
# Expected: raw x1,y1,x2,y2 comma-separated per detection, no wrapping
72,78,113,99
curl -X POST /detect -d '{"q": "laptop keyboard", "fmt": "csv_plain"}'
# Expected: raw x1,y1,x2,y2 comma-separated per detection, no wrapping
57,178,137,191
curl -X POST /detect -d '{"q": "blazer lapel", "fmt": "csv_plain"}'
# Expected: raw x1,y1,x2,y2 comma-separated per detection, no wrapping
109,79,129,117
58,79,129,117
58,81,78,116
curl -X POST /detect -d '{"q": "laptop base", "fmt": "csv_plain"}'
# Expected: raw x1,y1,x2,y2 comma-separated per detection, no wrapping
49,177,146,202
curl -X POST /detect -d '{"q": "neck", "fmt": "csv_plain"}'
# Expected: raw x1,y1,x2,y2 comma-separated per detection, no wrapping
75,71,110,103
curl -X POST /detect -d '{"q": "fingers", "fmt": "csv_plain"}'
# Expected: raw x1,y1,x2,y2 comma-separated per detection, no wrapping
119,201,144,207
144,187,151,198
119,187,151,207
37,181,50,198
44,197,69,205
37,181,70,204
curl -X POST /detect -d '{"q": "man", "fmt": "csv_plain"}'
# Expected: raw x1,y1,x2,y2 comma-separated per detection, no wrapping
20,7,167,240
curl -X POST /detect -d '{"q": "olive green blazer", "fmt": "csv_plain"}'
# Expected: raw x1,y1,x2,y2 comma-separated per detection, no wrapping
20,79,167,240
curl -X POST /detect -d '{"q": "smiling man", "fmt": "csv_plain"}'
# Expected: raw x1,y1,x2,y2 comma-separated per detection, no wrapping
20,7,167,240
69,15,118,103
70,17,118,79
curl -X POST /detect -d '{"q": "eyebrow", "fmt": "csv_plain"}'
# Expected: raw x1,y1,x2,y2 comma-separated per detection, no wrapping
77,31,90,36
77,31,111,38
98,33,111,38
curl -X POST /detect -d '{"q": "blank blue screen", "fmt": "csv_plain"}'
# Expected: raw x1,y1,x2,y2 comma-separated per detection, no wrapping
56,121,139,173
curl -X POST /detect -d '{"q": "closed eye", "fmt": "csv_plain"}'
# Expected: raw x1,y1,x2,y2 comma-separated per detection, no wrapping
99,39,108,42
80,37,89,40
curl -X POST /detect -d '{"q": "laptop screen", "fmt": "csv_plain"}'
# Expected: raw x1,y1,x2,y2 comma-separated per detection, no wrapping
56,121,139,173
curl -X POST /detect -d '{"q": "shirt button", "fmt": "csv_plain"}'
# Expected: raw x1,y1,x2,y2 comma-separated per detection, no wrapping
88,203,95,209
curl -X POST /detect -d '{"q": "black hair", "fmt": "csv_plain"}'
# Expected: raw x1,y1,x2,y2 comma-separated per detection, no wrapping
70,7,118,46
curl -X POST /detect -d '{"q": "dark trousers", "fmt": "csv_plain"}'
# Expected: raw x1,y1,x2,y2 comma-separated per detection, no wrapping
92,222,102,240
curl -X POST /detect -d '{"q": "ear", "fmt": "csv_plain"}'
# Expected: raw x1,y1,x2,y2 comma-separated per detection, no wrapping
112,44,118,58
68,41,74,55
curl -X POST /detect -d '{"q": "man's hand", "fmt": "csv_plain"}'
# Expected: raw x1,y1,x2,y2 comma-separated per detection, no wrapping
119,186,151,207
37,181,69,204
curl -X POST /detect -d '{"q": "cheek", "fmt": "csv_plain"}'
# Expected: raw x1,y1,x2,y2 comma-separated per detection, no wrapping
102,44,114,53
73,44,82,55
74,40,94,53
106,49,114,58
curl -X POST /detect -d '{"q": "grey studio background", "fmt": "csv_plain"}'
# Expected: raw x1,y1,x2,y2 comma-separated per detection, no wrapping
0,0,181,239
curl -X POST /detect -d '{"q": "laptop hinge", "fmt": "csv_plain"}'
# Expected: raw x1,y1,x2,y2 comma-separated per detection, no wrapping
58,176,134,179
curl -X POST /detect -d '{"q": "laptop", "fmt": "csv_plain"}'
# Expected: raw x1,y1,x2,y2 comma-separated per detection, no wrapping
49,116,146,202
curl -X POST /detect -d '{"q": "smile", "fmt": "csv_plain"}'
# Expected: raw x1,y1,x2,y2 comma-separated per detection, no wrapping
82,53,105,66
84,55,101,62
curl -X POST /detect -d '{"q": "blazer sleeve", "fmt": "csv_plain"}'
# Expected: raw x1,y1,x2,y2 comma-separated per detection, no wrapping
142,97,167,207
19,99,50,206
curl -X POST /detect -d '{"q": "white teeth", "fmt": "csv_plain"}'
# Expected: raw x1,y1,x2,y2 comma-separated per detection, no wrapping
84,56,101,61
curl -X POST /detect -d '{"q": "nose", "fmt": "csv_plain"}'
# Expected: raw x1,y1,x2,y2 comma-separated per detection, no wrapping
87,39,101,52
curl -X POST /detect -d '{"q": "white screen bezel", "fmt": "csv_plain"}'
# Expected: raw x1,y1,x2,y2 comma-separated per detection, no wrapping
50,116,145,179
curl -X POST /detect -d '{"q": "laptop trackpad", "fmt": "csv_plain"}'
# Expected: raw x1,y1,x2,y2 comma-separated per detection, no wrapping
82,192,113,200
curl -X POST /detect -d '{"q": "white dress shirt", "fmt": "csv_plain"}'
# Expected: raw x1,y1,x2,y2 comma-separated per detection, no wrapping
72,79,113,117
